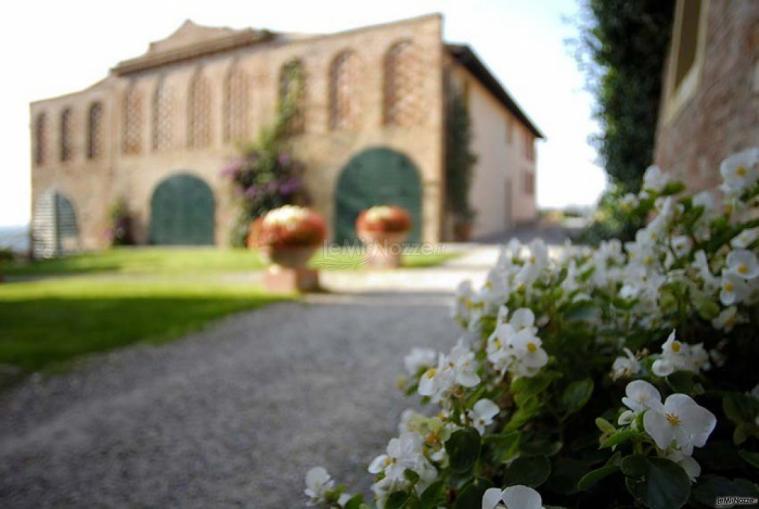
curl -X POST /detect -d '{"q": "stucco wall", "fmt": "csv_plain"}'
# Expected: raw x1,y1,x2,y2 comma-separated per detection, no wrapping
30,14,445,248
654,0,759,191
447,64,536,239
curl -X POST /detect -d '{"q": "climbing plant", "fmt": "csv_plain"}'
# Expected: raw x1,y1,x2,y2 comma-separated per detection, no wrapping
445,89,478,225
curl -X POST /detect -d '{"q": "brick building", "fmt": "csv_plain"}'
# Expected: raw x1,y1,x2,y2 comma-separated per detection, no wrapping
29,14,542,255
655,0,759,189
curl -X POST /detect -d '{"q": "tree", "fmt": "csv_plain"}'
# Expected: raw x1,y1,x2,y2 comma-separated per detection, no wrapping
579,0,675,193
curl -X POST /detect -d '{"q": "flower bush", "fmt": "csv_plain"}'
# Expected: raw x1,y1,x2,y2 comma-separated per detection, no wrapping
357,206,413,234
306,148,759,509
250,205,325,250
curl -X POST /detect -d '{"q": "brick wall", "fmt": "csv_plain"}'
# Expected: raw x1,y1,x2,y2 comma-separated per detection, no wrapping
654,0,759,191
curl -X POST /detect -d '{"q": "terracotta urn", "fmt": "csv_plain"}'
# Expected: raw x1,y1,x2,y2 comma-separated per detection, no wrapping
356,206,412,269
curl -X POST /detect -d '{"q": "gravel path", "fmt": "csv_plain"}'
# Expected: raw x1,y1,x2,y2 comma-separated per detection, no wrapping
0,292,459,508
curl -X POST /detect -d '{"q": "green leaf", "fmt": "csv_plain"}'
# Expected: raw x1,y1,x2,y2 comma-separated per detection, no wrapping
641,458,691,509
560,378,594,416
546,458,593,495
665,371,697,394
601,429,639,448
445,428,481,474
454,479,493,509
344,494,364,509
738,450,759,469
504,455,551,487
577,464,619,491
692,475,759,507
485,431,521,463
404,469,420,484
385,491,409,509
505,396,541,432
419,481,445,509
595,417,616,434
621,454,648,478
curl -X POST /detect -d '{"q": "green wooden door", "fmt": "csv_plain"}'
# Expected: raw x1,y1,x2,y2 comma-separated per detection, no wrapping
149,173,215,245
335,147,422,245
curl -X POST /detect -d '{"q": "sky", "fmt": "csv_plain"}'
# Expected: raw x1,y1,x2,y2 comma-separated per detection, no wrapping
0,0,607,227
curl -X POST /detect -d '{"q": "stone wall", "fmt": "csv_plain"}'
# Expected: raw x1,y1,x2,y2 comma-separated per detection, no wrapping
654,0,759,191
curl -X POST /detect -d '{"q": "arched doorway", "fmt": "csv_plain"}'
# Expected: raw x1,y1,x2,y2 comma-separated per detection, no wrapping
334,148,422,245
32,191,80,258
149,173,215,245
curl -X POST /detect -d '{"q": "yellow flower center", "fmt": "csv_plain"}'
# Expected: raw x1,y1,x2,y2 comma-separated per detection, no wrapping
724,281,735,292
665,413,681,426
527,342,538,353
424,368,437,379
671,341,681,353
736,166,747,177
738,263,749,274
493,338,502,349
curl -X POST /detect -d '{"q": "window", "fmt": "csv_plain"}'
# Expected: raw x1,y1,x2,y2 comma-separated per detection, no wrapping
383,40,423,126
522,129,534,161
524,170,535,195
152,76,174,151
673,0,703,90
123,83,143,155
87,102,104,160
34,113,47,165
279,59,306,135
188,69,212,148
329,50,361,130
223,63,250,143
60,108,73,162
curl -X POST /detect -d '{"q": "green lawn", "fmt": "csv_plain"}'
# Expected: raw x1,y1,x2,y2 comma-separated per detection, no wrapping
4,246,457,277
0,276,289,372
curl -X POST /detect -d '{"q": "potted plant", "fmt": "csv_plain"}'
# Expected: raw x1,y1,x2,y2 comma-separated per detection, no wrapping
250,205,325,291
356,205,412,268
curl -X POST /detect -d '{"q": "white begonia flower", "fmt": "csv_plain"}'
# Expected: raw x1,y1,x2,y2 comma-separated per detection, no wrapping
692,250,719,293
693,190,716,212
515,239,549,286
611,348,641,380
508,328,549,378
643,393,716,456
368,432,436,490
404,347,437,375
452,280,474,325
263,205,309,228
418,341,480,402
618,410,636,426
621,193,639,209
720,272,749,306
482,485,543,509
496,304,510,324
667,450,702,483
726,249,759,280
622,380,663,414
671,235,693,258
509,308,537,333
751,384,759,401
731,227,759,249
487,323,516,375
719,147,759,195
651,330,710,377
305,467,334,505
467,399,500,434
642,165,670,192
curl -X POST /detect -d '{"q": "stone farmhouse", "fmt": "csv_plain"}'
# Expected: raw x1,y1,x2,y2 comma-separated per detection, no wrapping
29,14,542,255
655,0,758,189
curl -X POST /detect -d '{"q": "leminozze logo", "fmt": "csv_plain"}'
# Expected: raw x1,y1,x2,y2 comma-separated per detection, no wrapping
715,496,759,508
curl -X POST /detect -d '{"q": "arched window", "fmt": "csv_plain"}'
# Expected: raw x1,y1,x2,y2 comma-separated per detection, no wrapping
152,76,174,151
34,113,47,165
187,69,212,148
60,108,73,162
223,63,250,143
383,40,423,127
329,50,361,130
87,102,104,160
123,83,143,155
278,59,306,135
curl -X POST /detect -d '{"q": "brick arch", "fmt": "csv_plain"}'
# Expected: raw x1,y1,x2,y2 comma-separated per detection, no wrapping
87,101,104,160
152,75,174,151
223,60,250,143
34,112,47,165
278,58,306,135
328,50,362,130
32,189,80,258
122,81,144,155
187,67,212,148
383,39,423,127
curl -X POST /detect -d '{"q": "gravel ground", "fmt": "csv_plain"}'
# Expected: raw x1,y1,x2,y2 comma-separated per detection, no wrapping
0,292,459,509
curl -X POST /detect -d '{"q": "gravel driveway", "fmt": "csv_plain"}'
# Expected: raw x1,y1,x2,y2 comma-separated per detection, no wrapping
0,292,459,508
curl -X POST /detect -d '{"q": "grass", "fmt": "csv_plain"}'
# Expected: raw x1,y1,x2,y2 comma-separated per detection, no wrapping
4,246,458,277
0,276,289,372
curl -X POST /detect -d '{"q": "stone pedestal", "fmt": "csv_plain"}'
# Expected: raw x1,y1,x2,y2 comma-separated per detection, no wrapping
365,245,403,269
263,265,320,293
